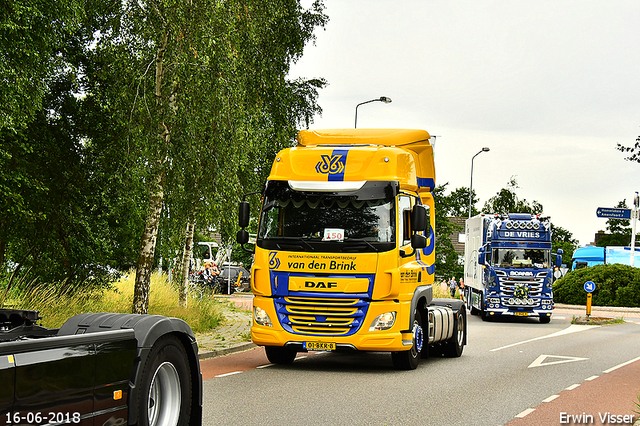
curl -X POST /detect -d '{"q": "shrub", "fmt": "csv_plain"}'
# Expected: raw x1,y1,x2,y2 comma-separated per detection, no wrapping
553,264,640,307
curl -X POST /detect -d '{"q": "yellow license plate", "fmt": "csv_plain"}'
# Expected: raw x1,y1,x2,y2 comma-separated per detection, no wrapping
305,341,336,351
514,312,529,317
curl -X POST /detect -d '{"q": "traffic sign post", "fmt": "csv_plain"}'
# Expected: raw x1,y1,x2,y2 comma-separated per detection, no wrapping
596,207,631,219
584,281,595,319
596,194,639,267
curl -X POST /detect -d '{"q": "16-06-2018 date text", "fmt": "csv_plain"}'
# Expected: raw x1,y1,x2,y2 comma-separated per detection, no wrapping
5,412,81,424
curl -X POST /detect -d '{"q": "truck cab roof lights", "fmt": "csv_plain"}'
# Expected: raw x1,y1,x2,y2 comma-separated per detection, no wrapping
288,180,367,192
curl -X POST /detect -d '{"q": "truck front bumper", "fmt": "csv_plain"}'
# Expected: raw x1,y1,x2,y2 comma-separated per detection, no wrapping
251,296,414,352
484,307,553,318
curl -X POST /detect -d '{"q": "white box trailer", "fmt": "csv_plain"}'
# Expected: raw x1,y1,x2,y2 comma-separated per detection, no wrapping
463,214,486,292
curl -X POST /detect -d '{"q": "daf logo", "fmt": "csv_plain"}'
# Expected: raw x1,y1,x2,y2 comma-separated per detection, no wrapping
305,281,338,289
510,271,534,277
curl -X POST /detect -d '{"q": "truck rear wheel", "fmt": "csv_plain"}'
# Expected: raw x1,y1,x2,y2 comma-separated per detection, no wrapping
137,335,192,426
265,346,297,365
391,311,423,370
441,305,466,357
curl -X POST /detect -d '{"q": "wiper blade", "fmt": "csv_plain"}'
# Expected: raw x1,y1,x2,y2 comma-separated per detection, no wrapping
342,238,377,251
268,236,315,251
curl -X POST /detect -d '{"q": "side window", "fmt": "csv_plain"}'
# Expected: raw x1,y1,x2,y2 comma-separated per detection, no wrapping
398,195,412,246
423,203,432,238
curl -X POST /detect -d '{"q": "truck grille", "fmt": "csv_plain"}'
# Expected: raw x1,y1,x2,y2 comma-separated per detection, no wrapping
496,272,547,308
274,296,369,336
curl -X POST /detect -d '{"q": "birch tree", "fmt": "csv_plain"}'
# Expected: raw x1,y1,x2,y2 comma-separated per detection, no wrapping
89,0,326,313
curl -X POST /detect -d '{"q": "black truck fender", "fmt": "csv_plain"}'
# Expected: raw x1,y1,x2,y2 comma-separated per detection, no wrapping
58,313,202,426
405,285,433,332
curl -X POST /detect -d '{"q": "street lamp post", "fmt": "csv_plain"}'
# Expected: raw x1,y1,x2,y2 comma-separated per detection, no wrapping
469,147,490,218
354,96,392,128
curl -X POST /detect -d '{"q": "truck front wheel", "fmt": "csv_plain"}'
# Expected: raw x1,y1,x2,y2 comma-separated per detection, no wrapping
391,311,423,370
137,335,192,426
265,346,297,365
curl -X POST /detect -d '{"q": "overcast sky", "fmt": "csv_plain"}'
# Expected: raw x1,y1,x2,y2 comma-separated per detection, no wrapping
288,0,640,246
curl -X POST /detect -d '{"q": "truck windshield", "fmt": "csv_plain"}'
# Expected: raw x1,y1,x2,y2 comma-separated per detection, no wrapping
492,248,550,269
257,180,398,253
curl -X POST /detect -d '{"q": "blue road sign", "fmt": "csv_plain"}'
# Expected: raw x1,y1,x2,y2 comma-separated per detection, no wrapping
584,281,596,293
596,207,632,219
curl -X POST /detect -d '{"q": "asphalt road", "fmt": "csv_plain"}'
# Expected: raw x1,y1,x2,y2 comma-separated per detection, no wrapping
201,313,640,426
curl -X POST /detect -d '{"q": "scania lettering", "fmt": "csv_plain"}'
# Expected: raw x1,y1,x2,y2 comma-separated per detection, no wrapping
237,129,467,370
464,213,562,323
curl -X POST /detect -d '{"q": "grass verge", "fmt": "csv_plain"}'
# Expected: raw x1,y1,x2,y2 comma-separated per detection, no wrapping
5,270,224,333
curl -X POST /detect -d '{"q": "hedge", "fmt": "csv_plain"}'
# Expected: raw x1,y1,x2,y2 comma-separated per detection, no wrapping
553,264,640,307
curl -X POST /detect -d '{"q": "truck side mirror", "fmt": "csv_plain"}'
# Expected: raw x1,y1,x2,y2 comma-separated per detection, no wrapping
236,229,249,245
478,247,486,265
238,201,250,228
410,205,428,231
555,248,564,268
411,234,427,249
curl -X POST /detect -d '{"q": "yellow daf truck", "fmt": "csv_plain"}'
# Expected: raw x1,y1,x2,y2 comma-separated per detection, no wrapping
236,129,466,370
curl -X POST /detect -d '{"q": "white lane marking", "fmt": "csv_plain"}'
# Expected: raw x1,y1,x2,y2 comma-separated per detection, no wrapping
215,371,242,378
528,354,589,368
515,408,536,418
256,364,274,369
565,384,580,391
491,324,600,351
603,355,640,373
543,395,559,403
585,375,599,381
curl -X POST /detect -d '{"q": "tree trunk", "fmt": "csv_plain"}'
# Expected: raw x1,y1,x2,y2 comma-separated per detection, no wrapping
179,222,195,308
131,29,171,315
132,168,165,314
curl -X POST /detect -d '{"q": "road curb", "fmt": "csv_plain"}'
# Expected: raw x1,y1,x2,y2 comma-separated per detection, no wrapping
198,342,257,360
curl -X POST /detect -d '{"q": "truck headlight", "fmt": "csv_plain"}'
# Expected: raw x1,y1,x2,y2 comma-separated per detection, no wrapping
254,306,273,327
369,312,396,331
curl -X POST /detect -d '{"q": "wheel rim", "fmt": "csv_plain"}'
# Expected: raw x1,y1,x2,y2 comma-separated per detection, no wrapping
411,321,423,357
456,313,464,346
148,362,182,426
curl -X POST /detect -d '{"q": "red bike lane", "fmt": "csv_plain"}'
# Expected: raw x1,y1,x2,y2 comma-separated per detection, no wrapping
506,357,640,426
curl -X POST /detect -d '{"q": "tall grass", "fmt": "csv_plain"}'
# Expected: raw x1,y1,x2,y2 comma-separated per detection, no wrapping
5,270,224,333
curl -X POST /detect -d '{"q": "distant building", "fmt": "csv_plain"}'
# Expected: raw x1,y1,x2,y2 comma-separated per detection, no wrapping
448,217,466,256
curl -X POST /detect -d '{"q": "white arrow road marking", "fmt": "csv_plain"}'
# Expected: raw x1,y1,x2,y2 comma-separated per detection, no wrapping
528,354,589,368
491,324,600,351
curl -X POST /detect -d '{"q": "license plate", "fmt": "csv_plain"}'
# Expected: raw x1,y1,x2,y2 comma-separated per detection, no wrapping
305,341,336,351
514,312,528,317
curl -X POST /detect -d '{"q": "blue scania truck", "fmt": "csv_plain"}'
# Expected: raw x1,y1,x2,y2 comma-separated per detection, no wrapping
464,213,563,323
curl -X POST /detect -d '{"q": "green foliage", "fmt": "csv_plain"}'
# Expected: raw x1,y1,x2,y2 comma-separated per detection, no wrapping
553,264,640,307
596,199,638,247
617,136,640,164
0,0,328,300
482,176,543,215
442,186,479,218
0,0,83,131
433,184,464,278
552,225,578,266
